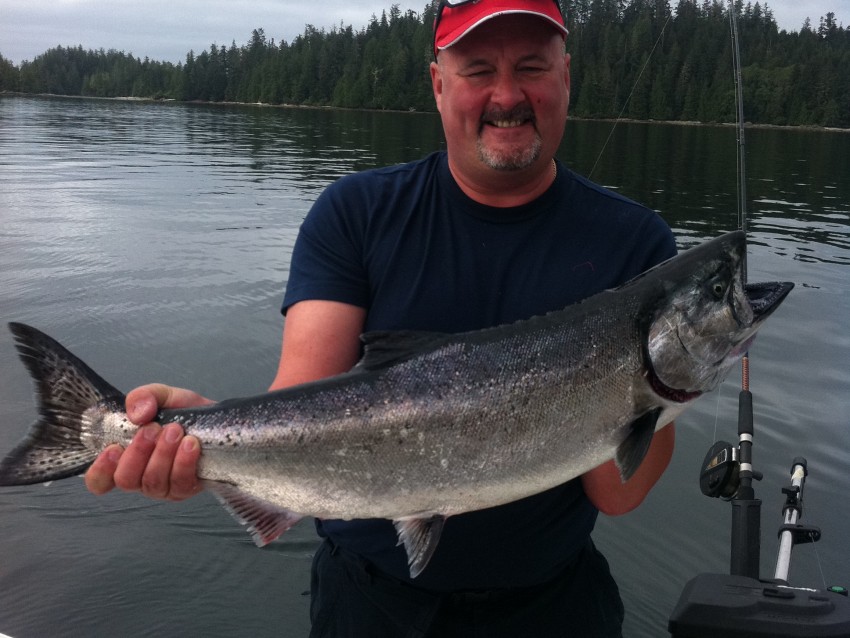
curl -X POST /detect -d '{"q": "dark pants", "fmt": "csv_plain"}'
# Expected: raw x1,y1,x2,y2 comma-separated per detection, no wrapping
308,538,624,638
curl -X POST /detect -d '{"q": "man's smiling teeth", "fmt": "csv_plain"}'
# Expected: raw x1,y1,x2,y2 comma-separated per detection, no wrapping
490,119,524,128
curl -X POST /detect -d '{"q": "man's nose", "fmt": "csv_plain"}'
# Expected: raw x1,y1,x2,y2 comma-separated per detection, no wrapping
490,72,525,108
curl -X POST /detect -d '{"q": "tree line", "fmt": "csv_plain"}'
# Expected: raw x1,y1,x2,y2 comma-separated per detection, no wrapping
1,0,847,127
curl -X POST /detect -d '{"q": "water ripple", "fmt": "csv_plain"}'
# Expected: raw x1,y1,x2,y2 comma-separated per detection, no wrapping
0,96,847,638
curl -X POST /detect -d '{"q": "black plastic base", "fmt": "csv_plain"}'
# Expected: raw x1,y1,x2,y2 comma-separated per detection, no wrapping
669,573,850,637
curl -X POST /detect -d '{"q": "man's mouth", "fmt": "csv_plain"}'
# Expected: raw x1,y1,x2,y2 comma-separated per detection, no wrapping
482,107,535,130
489,119,527,128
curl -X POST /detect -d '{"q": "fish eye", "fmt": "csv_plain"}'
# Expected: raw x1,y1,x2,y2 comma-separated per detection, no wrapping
710,280,727,299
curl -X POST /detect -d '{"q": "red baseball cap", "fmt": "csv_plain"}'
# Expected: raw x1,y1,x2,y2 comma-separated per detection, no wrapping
433,0,568,58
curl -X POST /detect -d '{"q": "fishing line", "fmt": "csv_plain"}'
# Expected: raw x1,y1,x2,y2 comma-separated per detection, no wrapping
727,0,753,419
811,532,828,590
588,12,672,180
729,0,748,284
711,384,722,442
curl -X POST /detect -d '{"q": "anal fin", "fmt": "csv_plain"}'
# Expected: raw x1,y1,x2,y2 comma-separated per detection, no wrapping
393,514,446,578
203,480,303,546
615,407,661,482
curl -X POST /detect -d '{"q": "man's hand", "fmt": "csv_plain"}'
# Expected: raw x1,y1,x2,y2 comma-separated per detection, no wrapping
84,384,214,501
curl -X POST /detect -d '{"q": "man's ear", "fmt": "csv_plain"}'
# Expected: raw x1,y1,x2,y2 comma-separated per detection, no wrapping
430,61,443,113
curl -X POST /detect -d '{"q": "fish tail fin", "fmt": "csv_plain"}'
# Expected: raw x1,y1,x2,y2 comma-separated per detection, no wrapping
0,323,125,486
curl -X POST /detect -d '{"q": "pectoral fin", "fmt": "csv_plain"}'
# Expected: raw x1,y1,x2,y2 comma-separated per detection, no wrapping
203,480,303,546
393,514,446,578
615,407,661,482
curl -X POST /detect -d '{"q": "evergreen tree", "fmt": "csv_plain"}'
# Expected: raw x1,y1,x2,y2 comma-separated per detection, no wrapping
1,2,846,126
0,52,20,91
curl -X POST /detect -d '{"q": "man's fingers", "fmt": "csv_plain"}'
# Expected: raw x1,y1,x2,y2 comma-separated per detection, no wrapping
125,388,162,424
126,384,214,425
113,424,161,491
87,384,210,500
83,425,201,500
140,424,201,500
126,384,175,424
84,445,123,495
140,423,184,499
168,435,202,501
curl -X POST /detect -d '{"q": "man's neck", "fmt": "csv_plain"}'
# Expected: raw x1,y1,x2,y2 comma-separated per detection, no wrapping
447,158,557,208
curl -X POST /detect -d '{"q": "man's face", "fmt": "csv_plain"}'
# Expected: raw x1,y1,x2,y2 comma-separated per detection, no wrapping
431,15,570,180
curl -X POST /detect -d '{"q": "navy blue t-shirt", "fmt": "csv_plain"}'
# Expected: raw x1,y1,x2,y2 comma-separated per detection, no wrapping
282,151,676,591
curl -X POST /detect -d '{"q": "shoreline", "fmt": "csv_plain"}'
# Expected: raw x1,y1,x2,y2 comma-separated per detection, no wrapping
2,91,848,133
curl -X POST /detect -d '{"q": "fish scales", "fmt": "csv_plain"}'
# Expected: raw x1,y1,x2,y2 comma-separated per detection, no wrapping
141,294,646,518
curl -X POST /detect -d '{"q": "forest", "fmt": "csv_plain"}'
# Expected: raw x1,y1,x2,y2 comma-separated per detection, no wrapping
0,0,847,127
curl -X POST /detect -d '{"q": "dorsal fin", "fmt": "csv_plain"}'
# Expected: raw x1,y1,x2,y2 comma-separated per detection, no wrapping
355,330,448,371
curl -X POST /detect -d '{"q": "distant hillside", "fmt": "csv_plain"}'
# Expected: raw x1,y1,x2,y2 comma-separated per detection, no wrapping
1,1,847,127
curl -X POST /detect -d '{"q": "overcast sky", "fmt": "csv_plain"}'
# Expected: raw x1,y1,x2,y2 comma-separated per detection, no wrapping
1,0,845,65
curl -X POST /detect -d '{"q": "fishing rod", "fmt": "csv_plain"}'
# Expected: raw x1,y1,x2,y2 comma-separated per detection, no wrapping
728,0,759,581
668,3,850,635
729,14,756,569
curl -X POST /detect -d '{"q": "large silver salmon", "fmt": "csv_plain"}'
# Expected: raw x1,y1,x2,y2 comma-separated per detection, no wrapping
0,231,792,577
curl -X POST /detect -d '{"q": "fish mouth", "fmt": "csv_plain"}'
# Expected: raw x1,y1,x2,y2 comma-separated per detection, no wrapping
746,281,794,322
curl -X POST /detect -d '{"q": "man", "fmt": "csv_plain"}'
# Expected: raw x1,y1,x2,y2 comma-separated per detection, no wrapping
85,1,676,635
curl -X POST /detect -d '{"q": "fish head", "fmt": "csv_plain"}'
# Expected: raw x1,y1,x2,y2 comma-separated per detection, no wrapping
645,231,793,398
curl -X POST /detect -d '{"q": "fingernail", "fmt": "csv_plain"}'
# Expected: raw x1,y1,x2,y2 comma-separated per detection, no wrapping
106,446,123,463
181,437,198,452
141,425,159,442
128,396,154,422
164,425,182,444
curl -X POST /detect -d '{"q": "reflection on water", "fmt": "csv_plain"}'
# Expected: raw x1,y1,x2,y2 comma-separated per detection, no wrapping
0,96,847,637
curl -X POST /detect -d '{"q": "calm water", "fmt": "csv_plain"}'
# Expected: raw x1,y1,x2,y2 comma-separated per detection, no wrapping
0,95,847,637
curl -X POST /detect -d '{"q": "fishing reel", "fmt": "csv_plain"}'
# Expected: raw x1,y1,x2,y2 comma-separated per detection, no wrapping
699,440,762,501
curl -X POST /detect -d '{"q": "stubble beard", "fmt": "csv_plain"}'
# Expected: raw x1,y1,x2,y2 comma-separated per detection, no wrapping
476,135,543,171
476,104,543,171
